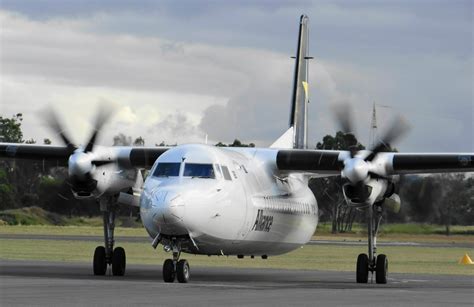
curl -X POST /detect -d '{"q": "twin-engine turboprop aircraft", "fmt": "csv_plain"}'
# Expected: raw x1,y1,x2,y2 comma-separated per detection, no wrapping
1,15,473,284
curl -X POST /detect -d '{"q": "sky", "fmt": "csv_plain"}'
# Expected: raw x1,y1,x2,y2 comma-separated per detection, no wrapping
0,0,472,152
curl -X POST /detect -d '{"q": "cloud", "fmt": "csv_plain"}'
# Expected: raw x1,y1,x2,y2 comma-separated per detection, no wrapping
0,10,365,147
0,3,472,152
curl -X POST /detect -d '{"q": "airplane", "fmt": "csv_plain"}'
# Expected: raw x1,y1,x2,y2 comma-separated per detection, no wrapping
1,15,473,284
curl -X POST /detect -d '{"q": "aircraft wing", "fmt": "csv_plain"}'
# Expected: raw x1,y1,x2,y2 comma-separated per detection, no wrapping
276,149,474,176
0,143,169,169
276,149,342,175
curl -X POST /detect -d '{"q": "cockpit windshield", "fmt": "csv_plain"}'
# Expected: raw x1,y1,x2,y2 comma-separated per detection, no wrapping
183,163,215,179
153,163,180,177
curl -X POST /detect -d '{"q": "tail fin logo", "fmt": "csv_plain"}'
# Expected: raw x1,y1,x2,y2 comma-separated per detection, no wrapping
302,81,309,101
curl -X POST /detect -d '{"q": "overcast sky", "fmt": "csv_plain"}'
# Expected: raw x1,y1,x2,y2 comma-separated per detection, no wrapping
0,0,472,152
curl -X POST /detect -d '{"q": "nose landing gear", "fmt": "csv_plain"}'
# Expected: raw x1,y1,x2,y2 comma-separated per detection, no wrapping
162,241,190,283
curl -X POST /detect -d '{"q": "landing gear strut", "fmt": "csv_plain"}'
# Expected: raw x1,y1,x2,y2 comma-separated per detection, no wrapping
93,196,126,276
356,202,388,284
162,240,190,283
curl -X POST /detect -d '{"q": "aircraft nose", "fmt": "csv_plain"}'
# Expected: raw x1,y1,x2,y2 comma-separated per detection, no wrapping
152,189,186,226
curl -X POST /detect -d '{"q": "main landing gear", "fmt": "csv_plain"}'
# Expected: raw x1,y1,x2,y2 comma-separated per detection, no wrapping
356,202,388,284
93,196,126,276
162,240,190,283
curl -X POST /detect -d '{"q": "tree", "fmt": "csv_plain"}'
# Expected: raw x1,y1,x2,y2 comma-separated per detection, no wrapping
133,136,145,146
433,173,471,235
0,168,15,210
113,133,132,146
399,175,440,223
155,141,176,147
316,131,365,151
0,113,24,143
215,139,255,147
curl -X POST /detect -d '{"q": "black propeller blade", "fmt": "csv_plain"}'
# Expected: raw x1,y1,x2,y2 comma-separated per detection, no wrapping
332,102,359,157
365,115,410,161
84,104,115,153
332,102,355,136
42,108,77,153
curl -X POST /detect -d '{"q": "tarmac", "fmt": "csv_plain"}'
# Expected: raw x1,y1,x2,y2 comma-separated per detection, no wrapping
0,259,473,306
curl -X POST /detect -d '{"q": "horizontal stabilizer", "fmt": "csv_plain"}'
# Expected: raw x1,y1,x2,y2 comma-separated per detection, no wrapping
270,127,294,149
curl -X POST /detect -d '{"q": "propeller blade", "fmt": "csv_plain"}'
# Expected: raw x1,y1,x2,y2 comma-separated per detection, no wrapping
84,104,116,153
91,159,115,167
366,115,410,161
41,108,77,153
332,102,359,157
332,102,355,136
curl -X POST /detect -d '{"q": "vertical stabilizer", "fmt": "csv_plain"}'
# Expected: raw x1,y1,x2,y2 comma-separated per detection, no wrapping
289,15,311,149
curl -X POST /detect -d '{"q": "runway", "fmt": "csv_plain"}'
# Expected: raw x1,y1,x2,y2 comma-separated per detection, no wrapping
0,259,472,306
2,233,472,248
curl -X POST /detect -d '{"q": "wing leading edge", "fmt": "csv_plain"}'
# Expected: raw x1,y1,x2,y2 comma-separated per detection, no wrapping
276,149,474,176
0,143,169,169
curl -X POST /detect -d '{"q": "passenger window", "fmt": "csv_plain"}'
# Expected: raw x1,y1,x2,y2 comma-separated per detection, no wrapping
153,163,180,177
183,163,215,179
221,165,232,181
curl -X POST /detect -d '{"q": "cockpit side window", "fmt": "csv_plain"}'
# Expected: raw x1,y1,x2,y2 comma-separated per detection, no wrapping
153,162,180,177
221,165,232,181
183,163,215,179
214,164,223,178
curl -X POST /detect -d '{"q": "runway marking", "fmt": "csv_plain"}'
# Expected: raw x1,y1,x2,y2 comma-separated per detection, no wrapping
397,279,431,283
159,282,264,290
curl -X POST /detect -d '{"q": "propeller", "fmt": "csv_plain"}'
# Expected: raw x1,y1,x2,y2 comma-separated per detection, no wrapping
365,115,410,161
332,102,410,204
42,108,77,154
42,105,116,196
84,104,115,153
331,103,359,157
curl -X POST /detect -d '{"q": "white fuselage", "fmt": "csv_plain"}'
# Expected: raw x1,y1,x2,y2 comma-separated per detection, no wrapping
140,144,318,256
